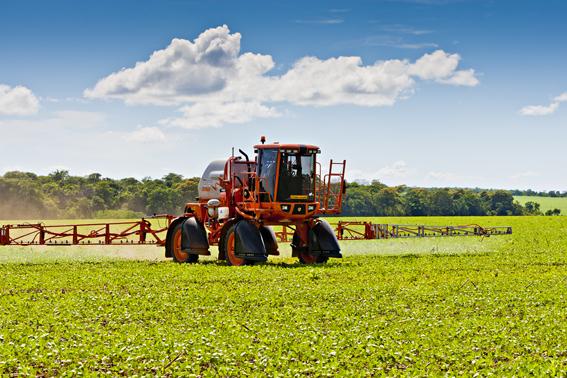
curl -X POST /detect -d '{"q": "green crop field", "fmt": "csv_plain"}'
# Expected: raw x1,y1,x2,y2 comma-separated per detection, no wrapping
0,216,565,375
515,196,567,214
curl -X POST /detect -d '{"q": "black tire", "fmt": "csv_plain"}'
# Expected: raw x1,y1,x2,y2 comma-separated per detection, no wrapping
168,221,199,263
218,219,237,261
298,254,329,265
293,232,328,264
223,223,254,266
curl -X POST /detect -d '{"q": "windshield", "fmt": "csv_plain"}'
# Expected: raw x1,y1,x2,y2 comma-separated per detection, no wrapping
257,149,278,200
277,152,315,202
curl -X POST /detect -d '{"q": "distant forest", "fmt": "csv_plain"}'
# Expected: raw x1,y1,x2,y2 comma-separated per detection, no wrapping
0,171,562,219
509,189,567,197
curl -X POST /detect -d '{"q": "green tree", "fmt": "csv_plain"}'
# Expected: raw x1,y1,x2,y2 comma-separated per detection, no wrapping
403,188,428,216
429,189,455,216
524,201,542,215
163,173,184,188
545,208,561,216
374,187,404,216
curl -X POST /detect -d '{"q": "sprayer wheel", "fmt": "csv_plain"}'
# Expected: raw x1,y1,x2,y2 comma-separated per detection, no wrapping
224,224,253,266
292,233,328,264
169,222,199,263
298,252,328,265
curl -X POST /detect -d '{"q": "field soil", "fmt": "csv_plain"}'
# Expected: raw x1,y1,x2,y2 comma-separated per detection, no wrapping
0,216,565,375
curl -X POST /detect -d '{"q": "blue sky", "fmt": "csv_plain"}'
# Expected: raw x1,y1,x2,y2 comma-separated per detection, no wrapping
0,0,566,191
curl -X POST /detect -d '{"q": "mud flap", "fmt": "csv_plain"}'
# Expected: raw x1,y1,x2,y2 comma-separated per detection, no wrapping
181,217,210,255
234,221,267,262
309,219,342,258
259,226,279,256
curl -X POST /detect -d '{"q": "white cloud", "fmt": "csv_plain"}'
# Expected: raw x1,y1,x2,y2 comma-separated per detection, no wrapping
84,25,246,105
0,84,39,115
161,101,280,129
554,92,567,102
348,161,411,185
377,161,409,179
124,126,166,143
409,50,459,80
271,56,416,107
381,24,433,35
520,91,567,116
427,171,460,182
519,102,559,116
294,18,344,25
409,50,477,85
437,68,479,86
85,25,479,128
510,171,539,180
0,110,105,128
52,110,106,128
362,35,438,49
425,171,481,185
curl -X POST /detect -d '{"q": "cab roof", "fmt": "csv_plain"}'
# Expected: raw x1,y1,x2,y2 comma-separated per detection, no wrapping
254,143,320,151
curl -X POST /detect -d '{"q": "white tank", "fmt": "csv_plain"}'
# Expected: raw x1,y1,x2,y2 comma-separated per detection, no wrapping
198,160,226,200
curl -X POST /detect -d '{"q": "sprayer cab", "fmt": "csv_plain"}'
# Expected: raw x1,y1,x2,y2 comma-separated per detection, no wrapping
250,143,321,219
217,140,344,223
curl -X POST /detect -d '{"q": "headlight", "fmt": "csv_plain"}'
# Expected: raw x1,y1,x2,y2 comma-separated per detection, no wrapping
281,205,290,212
308,204,316,212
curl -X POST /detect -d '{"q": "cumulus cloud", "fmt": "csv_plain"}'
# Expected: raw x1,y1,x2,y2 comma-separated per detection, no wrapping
520,92,567,116
519,103,559,116
437,68,479,86
85,25,479,128
409,50,477,85
84,25,246,104
124,126,166,143
554,92,567,102
160,101,280,129
0,84,39,115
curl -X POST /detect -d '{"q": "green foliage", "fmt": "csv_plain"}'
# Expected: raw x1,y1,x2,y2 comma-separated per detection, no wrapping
511,189,567,197
545,208,562,216
524,201,542,215
515,196,567,215
0,216,565,375
0,171,557,219
343,182,526,217
0,171,198,219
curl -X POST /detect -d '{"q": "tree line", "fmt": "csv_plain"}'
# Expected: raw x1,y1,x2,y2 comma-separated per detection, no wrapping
0,171,198,219
0,171,561,219
341,181,538,217
509,189,567,197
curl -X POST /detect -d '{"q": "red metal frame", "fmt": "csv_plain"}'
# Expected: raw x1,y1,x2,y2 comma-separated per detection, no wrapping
0,215,173,246
0,217,512,246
